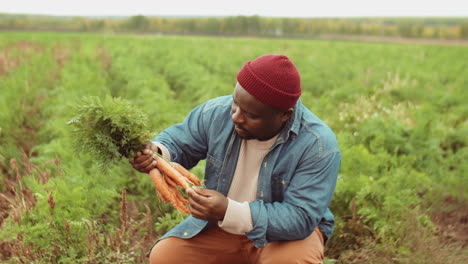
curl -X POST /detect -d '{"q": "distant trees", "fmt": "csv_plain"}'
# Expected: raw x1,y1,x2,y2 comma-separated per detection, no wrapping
126,15,150,31
460,23,468,38
0,13,467,40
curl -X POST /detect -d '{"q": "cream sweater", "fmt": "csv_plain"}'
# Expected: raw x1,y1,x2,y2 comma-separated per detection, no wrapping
218,136,277,234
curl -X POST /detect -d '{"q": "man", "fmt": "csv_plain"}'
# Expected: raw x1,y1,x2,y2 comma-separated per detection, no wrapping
131,54,340,264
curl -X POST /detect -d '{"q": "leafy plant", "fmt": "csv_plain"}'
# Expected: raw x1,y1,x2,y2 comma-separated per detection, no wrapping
67,96,155,167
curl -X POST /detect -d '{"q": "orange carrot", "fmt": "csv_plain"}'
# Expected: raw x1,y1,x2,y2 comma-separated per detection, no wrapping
148,168,189,213
147,158,199,214
166,184,190,213
164,174,178,188
171,162,202,186
155,156,190,190
174,199,190,214
172,185,189,204
157,190,169,203
148,169,175,204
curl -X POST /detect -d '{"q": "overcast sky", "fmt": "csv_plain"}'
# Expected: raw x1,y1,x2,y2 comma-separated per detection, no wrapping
1,0,467,17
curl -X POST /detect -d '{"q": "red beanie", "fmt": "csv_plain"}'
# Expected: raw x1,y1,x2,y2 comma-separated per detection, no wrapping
236,54,301,110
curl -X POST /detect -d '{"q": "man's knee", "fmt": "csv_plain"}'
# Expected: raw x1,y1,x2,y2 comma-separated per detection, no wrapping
148,244,158,264
148,241,168,264
258,250,324,264
262,255,323,264
258,228,324,264
148,238,185,264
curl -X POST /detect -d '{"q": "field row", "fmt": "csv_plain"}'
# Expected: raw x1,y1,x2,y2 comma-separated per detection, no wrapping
0,31,467,263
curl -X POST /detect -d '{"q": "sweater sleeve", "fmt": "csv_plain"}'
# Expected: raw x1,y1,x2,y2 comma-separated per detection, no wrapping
151,141,171,161
218,198,254,235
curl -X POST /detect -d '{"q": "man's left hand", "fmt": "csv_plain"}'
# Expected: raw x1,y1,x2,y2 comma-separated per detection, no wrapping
186,187,228,222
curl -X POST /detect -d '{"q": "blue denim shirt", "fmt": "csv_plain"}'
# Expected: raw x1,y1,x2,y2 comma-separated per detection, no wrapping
153,95,340,248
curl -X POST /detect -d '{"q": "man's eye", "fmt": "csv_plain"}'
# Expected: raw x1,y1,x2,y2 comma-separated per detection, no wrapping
246,113,259,119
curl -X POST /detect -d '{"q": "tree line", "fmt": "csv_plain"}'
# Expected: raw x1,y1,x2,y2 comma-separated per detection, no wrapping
1,13,468,40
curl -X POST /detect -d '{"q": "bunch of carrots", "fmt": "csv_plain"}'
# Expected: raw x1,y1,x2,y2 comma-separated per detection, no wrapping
148,155,201,214
67,97,200,213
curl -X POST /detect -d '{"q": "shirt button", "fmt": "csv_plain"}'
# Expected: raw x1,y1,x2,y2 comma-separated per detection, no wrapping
183,232,188,236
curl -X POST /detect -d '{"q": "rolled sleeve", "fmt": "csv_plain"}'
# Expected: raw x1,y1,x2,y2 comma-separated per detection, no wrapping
218,198,253,235
151,141,171,161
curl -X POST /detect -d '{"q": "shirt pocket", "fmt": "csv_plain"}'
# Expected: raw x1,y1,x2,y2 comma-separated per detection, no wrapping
271,171,290,202
204,154,223,189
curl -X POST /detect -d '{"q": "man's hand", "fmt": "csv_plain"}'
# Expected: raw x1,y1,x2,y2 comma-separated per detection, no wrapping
130,144,158,173
187,187,228,222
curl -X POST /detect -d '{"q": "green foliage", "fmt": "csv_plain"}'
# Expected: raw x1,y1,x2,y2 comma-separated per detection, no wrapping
0,43,58,165
68,96,155,166
0,31,467,263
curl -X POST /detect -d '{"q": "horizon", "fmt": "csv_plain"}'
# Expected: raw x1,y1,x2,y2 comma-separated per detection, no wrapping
2,13,468,19
1,0,468,18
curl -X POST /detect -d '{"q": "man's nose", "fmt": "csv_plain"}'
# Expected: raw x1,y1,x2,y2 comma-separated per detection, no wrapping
232,108,244,124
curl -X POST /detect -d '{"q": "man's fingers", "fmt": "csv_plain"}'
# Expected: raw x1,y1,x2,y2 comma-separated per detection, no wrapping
144,160,157,172
130,153,156,173
137,156,152,168
192,186,210,197
129,151,142,164
187,192,208,219
186,188,199,202
188,197,204,212
135,152,153,163
187,188,206,205
189,206,204,219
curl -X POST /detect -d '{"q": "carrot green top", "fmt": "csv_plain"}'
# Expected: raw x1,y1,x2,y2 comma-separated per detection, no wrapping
67,96,154,169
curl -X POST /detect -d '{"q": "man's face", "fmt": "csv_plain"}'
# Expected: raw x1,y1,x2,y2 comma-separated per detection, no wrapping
231,83,293,141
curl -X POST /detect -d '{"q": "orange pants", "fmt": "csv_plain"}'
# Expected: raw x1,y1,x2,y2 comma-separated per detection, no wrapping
149,225,325,264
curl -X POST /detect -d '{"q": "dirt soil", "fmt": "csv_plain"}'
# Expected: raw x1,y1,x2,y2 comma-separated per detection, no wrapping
431,196,468,248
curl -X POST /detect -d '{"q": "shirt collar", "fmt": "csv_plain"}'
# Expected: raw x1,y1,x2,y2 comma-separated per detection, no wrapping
278,99,302,142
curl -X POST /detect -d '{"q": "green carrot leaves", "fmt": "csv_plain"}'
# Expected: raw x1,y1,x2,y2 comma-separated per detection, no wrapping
68,96,154,166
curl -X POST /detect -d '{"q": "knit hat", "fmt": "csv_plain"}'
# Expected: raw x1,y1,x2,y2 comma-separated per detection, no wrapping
236,54,301,110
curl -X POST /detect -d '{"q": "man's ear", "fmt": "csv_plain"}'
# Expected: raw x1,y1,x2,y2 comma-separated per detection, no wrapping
281,108,294,122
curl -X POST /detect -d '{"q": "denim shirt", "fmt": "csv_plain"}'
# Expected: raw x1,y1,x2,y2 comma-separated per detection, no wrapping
153,95,340,248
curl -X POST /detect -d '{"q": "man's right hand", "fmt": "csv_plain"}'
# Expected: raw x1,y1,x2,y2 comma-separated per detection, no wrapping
130,144,159,174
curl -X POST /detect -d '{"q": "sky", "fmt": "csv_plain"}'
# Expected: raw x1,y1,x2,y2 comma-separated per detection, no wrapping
1,0,467,18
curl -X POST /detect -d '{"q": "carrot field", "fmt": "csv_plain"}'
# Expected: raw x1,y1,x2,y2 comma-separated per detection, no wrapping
0,31,467,263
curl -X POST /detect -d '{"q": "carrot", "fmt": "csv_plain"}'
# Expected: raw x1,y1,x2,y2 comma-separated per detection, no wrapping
174,199,190,214
148,169,175,204
164,174,178,188
148,168,190,213
156,190,169,203
171,185,189,204
171,162,202,186
166,183,190,213
147,158,196,213
155,156,190,190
